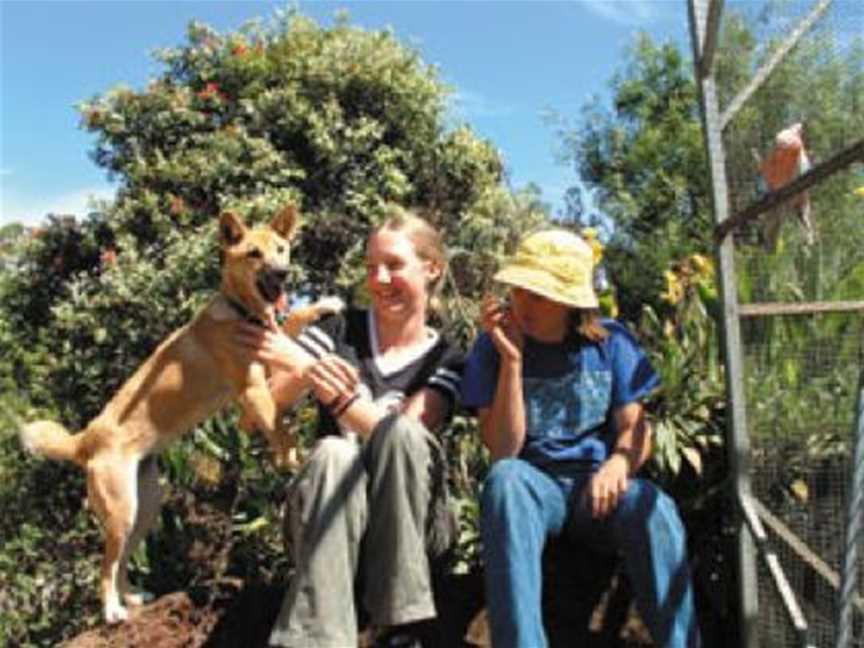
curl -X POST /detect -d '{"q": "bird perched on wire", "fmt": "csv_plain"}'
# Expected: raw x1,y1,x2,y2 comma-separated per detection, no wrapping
754,122,815,252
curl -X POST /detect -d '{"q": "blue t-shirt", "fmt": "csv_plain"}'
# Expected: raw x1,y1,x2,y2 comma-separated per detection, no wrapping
461,320,659,471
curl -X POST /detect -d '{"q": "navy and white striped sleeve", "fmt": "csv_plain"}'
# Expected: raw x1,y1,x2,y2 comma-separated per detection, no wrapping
295,312,343,360
425,347,464,408
428,365,462,404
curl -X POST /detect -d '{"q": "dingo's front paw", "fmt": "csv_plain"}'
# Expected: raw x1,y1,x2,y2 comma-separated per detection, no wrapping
316,296,345,314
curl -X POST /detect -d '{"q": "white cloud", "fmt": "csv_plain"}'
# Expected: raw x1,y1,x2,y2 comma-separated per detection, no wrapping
447,89,515,121
581,0,673,27
2,186,116,227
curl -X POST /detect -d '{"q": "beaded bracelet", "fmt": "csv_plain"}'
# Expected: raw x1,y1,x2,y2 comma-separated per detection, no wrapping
332,392,360,419
323,394,342,411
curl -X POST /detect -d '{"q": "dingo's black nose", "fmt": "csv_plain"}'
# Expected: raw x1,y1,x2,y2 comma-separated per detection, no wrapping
257,267,289,303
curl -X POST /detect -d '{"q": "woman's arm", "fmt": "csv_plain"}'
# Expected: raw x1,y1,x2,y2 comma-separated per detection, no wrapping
611,401,653,474
235,319,394,438
477,295,527,460
478,356,526,460
314,357,459,440
234,321,318,410
237,320,456,440
584,401,653,519
402,387,452,434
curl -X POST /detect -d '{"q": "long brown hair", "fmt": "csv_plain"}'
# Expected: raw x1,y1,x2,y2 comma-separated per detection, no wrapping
569,308,609,343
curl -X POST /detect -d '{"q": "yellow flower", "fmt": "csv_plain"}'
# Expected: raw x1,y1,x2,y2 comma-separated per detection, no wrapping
663,318,676,339
689,254,713,277
789,479,809,504
855,185,864,198
581,228,604,264
660,270,684,305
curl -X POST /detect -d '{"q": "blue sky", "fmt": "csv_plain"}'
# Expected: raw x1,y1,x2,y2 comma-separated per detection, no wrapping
1,0,688,227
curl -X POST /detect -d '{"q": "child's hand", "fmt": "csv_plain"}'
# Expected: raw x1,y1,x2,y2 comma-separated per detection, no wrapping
480,293,523,364
583,453,630,519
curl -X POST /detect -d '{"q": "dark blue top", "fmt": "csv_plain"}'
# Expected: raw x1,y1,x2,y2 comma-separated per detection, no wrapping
460,320,659,470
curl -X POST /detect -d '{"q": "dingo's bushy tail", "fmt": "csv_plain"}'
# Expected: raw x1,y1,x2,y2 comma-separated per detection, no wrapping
20,420,85,465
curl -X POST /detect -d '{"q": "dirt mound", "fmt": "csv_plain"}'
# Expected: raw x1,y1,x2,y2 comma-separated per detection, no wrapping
60,569,653,648
63,584,283,648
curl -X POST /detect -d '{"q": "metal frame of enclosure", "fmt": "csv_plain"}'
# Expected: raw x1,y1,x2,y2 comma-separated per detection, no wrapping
688,0,864,646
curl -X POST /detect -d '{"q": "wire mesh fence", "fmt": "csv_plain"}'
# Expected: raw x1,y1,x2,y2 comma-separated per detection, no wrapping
689,0,864,645
746,319,862,646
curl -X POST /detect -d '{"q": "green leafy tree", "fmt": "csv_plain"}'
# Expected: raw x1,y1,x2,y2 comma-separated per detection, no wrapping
0,9,546,643
2,9,543,422
552,34,711,323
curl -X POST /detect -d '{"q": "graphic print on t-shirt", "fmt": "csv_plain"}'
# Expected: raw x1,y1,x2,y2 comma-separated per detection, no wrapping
523,369,612,440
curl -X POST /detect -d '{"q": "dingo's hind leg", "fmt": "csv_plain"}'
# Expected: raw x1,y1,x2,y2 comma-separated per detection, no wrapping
119,456,162,607
87,456,138,624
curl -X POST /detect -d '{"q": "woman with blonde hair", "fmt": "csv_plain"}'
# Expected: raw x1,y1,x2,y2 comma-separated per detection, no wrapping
461,229,700,648
237,208,463,647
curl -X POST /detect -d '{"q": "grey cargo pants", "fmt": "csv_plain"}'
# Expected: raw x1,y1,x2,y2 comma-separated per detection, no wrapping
269,413,454,647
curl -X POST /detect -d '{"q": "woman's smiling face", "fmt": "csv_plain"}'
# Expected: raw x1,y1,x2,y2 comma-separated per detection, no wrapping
365,228,437,321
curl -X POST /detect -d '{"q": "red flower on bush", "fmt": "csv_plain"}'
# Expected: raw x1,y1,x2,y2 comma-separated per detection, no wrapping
100,249,118,266
197,82,221,100
169,195,187,216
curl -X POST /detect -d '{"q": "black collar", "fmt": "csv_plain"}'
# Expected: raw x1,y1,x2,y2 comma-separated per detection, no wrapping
224,295,288,327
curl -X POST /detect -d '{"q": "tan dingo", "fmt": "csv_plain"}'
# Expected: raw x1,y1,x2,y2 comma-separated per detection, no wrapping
20,206,340,624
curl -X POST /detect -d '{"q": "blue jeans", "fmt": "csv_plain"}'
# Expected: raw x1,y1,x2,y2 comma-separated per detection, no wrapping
480,458,700,648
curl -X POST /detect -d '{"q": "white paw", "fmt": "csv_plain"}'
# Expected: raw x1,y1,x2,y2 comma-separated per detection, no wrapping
124,591,154,606
104,601,129,624
316,296,345,314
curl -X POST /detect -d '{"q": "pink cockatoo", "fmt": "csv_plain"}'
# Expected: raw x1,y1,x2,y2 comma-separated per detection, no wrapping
758,122,814,251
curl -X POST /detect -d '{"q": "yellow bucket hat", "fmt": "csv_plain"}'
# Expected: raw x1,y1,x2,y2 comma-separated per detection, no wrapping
494,229,598,309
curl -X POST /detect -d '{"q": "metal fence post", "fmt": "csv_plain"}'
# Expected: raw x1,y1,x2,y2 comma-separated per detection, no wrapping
687,1,760,645
835,365,864,648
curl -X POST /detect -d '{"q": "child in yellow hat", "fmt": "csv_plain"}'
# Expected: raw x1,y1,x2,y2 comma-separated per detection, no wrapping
461,229,700,648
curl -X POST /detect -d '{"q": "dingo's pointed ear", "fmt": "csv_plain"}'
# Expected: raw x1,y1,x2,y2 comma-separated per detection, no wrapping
219,212,247,247
270,205,301,241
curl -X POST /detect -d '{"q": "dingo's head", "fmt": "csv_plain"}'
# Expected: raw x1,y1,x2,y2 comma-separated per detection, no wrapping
219,206,300,323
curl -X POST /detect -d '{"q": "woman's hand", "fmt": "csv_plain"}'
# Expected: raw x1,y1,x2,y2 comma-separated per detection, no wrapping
480,293,523,364
583,452,630,519
234,321,298,371
307,354,360,409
